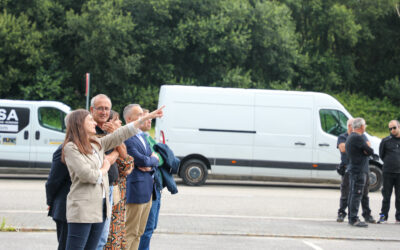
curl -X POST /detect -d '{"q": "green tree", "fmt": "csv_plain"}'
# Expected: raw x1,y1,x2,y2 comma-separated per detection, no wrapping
0,10,44,98
66,0,141,108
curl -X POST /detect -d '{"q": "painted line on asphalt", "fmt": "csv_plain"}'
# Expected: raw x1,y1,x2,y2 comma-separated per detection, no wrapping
303,240,324,250
159,213,333,222
156,231,400,243
0,210,47,214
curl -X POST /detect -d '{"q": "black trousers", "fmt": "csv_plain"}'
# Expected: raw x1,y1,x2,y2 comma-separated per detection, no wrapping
380,172,400,221
54,219,68,250
338,170,371,217
348,172,367,223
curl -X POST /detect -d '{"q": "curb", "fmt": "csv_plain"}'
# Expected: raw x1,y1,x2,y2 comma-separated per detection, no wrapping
11,228,400,243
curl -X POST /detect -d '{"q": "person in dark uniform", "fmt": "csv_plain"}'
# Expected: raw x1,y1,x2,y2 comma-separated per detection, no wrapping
46,114,72,250
345,118,374,227
336,118,376,223
378,120,400,223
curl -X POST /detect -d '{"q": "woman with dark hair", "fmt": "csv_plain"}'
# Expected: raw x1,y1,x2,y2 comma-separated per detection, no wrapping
62,107,163,250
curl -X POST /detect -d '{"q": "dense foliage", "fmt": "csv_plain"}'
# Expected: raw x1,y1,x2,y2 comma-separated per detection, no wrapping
1,0,399,133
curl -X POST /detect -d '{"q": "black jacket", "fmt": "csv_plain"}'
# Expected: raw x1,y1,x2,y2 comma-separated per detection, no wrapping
45,145,71,222
345,132,374,174
379,135,400,173
96,126,119,185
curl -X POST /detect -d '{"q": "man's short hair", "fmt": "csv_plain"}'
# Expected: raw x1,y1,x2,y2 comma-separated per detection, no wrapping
352,118,365,129
347,118,354,127
123,104,141,121
389,120,400,126
90,94,112,108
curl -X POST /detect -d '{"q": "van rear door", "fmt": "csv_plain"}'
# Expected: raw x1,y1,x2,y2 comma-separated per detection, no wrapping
0,104,34,168
253,93,314,178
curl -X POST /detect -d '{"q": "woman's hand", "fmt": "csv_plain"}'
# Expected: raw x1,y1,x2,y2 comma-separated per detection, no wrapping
116,144,128,159
126,165,133,176
102,122,117,133
100,158,111,175
148,105,165,119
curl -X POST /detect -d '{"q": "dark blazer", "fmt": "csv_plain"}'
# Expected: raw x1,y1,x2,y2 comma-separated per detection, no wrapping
125,134,159,204
45,145,71,222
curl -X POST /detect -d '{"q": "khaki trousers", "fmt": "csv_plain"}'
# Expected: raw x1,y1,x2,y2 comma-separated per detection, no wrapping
125,198,152,250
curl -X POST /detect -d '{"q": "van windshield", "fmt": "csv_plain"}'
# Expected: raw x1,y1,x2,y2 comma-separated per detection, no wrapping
319,109,348,136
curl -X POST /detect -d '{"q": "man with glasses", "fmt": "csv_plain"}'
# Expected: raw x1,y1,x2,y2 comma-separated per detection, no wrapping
345,118,374,227
378,120,400,223
90,94,120,249
336,119,376,224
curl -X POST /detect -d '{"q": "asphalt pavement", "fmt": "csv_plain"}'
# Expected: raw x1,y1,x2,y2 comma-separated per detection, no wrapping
1,178,399,250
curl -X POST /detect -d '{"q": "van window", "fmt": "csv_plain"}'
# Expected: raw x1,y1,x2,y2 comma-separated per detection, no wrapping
38,107,67,132
319,109,348,136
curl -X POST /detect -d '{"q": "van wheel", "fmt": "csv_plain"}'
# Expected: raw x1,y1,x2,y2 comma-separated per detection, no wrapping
180,159,208,186
368,164,382,192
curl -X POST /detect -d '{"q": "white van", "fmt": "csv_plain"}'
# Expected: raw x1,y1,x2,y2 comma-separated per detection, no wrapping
0,100,70,174
155,85,383,191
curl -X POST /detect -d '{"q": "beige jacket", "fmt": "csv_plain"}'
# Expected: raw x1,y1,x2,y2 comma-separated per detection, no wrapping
64,123,138,223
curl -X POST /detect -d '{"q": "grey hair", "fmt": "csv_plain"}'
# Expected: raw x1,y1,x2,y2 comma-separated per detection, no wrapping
90,94,112,108
123,104,141,121
352,118,365,129
347,118,354,127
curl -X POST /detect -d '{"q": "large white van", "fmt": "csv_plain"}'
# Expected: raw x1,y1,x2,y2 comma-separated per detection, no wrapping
0,100,70,174
155,85,383,191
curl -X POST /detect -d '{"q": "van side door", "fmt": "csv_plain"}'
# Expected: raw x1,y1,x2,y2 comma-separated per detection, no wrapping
253,93,314,178
30,106,67,168
314,109,348,179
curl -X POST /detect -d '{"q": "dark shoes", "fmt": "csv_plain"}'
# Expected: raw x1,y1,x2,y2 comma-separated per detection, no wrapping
337,214,346,223
349,219,368,227
364,215,376,224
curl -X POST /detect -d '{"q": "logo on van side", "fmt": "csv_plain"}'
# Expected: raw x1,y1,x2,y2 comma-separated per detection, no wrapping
0,109,19,122
0,107,29,133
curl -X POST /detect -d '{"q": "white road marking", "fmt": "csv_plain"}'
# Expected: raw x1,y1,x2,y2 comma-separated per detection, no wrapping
160,213,333,222
0,210,333,221
303,240,324,250
0,210,47,214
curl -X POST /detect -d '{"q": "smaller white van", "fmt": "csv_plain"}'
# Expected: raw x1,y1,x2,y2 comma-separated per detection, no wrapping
0,100,70,174
155,85,383,191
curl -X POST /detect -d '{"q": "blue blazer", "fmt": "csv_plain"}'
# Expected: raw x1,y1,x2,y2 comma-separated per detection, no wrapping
45,145,71,222
125,134,159,204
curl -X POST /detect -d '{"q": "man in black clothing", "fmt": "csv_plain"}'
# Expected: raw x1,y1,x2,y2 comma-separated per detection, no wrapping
46,144,71,250
378,120,400,223
336,119,375,223
345,118,374,227
46,113,72,250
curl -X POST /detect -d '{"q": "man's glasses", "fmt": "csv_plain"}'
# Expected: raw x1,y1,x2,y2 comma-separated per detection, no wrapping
389,127,397,131
94,107,110,112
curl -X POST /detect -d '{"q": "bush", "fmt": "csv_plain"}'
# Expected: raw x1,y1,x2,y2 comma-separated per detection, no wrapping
333,92,398,136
